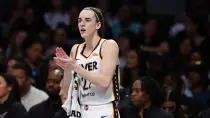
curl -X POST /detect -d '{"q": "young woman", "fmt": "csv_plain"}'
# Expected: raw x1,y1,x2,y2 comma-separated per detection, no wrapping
0,73,28,118
54,7,120,118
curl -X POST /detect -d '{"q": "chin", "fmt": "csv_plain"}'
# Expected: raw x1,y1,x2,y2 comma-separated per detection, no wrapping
81,34,87,39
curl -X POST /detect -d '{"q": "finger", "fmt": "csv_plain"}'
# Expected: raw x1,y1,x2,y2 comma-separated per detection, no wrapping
56,47,64,57
56,52,62,58
55,61,66,68
58,47,67,57
56,47,61,56
59,47,67,56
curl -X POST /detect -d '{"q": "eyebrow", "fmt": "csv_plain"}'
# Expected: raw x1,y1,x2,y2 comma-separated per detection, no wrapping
78,18,92,20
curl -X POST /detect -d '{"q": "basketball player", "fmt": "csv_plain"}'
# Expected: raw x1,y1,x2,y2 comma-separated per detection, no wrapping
54,7,120,118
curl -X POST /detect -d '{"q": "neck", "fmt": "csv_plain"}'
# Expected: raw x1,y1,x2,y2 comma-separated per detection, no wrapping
21,85,31,97
192,84,204,93
84,35,101,51
138,101,151,117
0,93,10,104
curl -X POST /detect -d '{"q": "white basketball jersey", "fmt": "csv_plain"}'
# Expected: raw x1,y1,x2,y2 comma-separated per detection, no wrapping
73,39,120,105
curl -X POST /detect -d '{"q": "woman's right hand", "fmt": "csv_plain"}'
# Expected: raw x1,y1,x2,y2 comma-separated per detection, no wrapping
54,47,71,71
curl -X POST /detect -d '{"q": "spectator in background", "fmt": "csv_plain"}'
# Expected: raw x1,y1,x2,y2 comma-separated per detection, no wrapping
184,18,210,67
138,17,169,54
117,32,132,71
199,108,210,118
45,26,71,59
168,14,191,38
110,4,141,38
53,26,71,54
44,0,69,30
10,61,49,111
7,57,23,74
22,39,49,90
186,64,210,105
9,6,44,38
0,46,7,73
37,27,53,59
7,0,28,30
29,68,63,118
120,76,172,118
0,73,28,118
162,73,199,118
53,81,68,118
121,49,144,89
6,29,28,59
66,5,81,41
171,36,195,72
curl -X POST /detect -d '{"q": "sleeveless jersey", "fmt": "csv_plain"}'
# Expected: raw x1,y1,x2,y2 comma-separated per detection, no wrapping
73,39,120,105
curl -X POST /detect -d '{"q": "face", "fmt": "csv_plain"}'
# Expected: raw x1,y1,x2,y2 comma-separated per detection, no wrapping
131,80,148,107
26,43,43,63
185,22,197,35
163,101,176,113
48,60,58,71
69,6,79,24
59,82,67,104
54,28,67,45
118,5,130,22
180,39,193,55
126,50,139,68
10,69,29,91
51,0,62,9
188,71,201,87
118,37,130,52
46,71,62,95
163,75,173,92
143,19,157,38
78,10,100,39
0,76,11,99
24,8,34,22
190,52,201,64
7,59,17,74
16,31,27,47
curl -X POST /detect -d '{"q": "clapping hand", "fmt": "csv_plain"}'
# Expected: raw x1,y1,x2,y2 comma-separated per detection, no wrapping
54,47,78,71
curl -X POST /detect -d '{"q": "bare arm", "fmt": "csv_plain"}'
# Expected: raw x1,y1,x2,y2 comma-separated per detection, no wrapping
73,40,119,88
55,44,79,95
140,42,169,53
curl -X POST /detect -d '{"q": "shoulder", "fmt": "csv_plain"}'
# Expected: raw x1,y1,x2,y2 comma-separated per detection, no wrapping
71,44,80,52
29,99,49,111
11,102,26,110
30,86,49,100
151,107,173,118
8,102,28,117
101,39,119,52
119,105,139,118
103,39,118,48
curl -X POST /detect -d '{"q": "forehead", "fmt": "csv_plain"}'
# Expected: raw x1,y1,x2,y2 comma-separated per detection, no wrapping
13,69,26,76
0,76,6,83
132,80,141,89
48,73,61,80
79,10,95,19
8,59,17,65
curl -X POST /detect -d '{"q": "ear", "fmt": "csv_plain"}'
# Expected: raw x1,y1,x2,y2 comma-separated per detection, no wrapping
8,85,12,91
96,22,101,30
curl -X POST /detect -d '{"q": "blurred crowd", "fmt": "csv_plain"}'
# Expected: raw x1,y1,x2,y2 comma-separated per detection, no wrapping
0,0,209,118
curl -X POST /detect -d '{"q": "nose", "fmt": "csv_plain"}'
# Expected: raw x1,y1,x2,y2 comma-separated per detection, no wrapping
131,91,136,96
59,89,64,96
80,21,85,27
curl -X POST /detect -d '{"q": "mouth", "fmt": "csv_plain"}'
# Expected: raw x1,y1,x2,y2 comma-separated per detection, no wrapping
131,97,136,102
80,28,86,34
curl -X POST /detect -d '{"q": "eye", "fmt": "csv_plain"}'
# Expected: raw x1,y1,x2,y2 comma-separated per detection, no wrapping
86,19,91,22
78,19,82,23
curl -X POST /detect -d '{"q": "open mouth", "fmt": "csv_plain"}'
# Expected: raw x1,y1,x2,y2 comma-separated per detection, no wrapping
80,29,86,34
